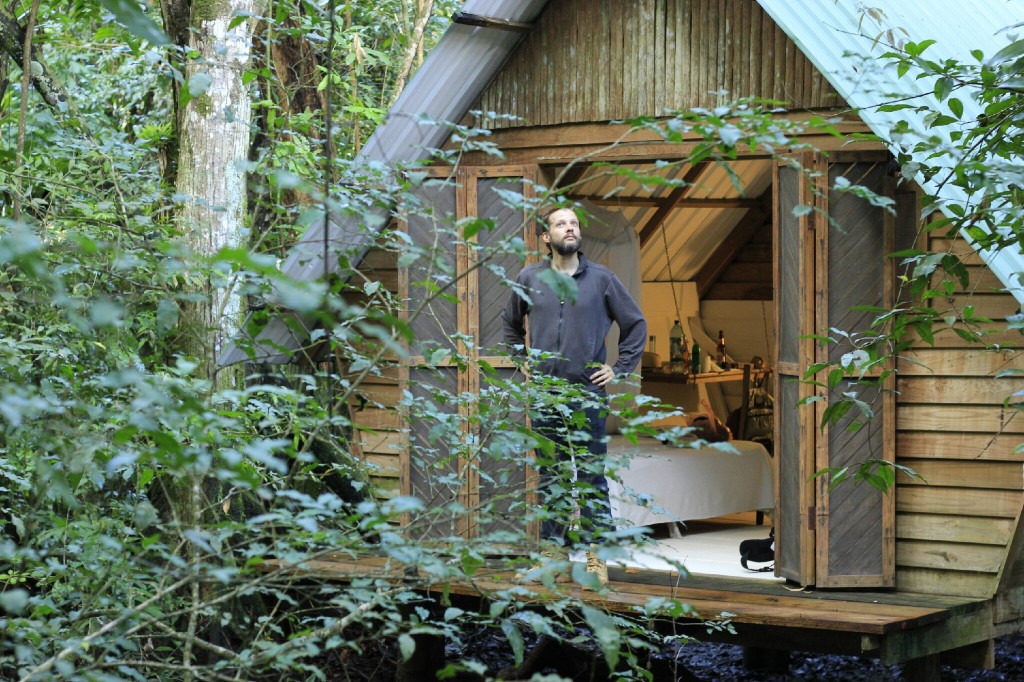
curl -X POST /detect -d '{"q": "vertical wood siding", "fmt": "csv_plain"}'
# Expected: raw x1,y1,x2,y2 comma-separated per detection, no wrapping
895,235,1024,602
476,0,843,129
348,250,403,500
774,161,812,582
817,161,892,586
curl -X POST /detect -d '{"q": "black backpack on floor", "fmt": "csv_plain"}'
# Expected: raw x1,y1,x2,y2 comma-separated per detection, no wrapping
739,527,774,572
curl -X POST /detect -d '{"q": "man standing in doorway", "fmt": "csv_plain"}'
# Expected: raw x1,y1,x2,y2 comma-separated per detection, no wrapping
502,205,647,586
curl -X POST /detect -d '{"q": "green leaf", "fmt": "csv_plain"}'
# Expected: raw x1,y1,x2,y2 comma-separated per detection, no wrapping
792,204,813,217
905,39,936,57
114,426,138,444
877,103,915,113
934,77,952,102
425,348,449,366
948,97,963,119
537,268,578,303
187,73,214,99
821,400,853,428
398,634,416,662
582,605,621,672
0,589,29,615
460,552,484,576
954,327,983,343
989,38,1024,65
501,619,526,665
157,298,180,332
229,10,256,30
98,0,170,46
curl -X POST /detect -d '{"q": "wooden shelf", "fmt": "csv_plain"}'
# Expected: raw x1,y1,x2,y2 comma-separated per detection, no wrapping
643,367,768,385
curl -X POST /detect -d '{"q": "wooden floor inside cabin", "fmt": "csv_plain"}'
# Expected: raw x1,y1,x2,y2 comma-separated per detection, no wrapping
607,512,780,582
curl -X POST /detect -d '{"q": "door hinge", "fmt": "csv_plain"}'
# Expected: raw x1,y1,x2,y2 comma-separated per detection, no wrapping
808,506,816,530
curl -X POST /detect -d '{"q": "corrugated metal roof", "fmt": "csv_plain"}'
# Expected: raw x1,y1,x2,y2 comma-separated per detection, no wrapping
758,0,1024,303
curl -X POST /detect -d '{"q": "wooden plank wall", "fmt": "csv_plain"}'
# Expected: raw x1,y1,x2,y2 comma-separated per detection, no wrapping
476,0,843,129
895,236,1024,603
348,248,403,499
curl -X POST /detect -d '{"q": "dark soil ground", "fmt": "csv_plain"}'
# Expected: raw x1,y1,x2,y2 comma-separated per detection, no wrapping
324,628,1024,681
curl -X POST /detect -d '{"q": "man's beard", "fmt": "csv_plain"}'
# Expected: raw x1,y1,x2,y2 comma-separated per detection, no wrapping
552,238,580,256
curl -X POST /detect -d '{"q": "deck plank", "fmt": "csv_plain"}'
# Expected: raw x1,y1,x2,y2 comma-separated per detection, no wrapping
264,554,986,640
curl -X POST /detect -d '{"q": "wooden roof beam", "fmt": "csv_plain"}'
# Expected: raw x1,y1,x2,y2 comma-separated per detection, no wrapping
451,12,533,33
566,195,763,209
637,162,710,247
552,163,590,192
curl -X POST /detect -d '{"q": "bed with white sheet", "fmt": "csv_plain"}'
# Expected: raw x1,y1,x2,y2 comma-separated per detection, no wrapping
606,435,774,529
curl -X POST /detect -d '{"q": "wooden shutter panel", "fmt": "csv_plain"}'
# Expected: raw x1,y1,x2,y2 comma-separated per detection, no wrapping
814,159,895,588
774,154,896,588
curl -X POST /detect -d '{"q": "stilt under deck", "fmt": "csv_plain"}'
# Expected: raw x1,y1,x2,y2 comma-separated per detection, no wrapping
269,553,993,671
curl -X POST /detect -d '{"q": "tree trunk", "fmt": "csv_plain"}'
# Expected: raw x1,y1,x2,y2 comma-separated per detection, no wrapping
176,0,265,390
388,0,435,107
169,4,264,678
0,2,74,119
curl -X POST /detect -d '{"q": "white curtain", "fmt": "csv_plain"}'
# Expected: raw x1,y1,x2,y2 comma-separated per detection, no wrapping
576,201,641,433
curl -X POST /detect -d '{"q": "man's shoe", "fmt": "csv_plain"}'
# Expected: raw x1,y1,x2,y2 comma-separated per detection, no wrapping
585,545,609,587
515,546,571,583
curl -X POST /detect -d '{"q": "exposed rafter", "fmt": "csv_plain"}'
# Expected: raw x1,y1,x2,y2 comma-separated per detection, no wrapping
693,189,772,298
566,195,762,209
553,163,590,192
638,163,710,247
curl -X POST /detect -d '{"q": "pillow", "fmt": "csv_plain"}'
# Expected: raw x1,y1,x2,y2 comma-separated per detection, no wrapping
688,414,732,442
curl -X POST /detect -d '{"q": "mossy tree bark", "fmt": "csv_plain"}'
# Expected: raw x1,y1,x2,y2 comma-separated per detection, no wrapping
175,0,265,391
166,2,265,677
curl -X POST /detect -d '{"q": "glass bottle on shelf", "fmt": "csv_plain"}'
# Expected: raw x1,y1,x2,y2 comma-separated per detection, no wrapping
691,342,701,376
716,330,727,367
669,320,684,372
648,335,657,357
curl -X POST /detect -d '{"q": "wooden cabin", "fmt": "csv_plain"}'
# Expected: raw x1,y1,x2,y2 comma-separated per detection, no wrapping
225,0,1024,674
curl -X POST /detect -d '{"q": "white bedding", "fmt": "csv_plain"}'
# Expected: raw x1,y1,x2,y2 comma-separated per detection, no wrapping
606,435,774,529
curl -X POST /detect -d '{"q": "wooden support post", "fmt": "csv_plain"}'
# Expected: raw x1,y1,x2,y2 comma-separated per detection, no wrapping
395,631,446,682
941,639,995,670
395,590,446,682
902,653,941,682
742,646,790,673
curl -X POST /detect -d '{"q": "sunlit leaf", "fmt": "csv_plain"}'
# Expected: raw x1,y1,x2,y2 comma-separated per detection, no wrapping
98,0,169,45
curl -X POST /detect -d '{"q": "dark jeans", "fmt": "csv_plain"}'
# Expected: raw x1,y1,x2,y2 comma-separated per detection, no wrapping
530,401,612,546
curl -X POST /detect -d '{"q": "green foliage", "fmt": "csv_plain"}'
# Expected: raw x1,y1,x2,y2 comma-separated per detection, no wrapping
0,113,700,681
813,460,926,495
7,0,1024,675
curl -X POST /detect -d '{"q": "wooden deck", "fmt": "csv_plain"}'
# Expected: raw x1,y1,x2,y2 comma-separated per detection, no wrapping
267,554,993,668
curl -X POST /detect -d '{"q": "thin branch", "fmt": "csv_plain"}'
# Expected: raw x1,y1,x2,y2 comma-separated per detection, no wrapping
388,0,434,108
19,576,195,682
0,1,75,120
12,0,39,223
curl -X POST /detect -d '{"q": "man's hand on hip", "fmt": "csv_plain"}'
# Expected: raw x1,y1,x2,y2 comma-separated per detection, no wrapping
589,364,615,387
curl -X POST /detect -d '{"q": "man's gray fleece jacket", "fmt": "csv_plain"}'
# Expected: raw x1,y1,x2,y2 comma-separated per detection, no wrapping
501,253,647,393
